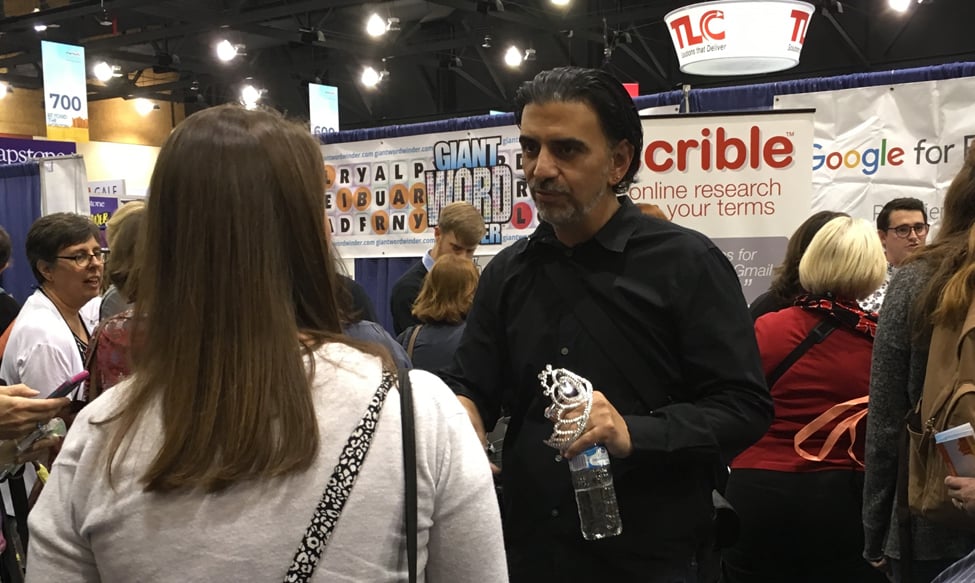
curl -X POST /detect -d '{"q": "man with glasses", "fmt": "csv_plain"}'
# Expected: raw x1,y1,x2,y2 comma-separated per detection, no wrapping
860,197,929,313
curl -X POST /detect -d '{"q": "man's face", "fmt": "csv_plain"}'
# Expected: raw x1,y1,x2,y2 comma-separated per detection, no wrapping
432,230,477,260
519,100,631,229
879,209,928,266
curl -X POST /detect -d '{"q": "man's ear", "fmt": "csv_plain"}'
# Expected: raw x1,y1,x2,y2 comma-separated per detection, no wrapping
610,140,635,185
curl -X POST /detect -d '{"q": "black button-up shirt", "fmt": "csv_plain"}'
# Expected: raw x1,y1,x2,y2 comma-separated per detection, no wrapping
441,199,772,581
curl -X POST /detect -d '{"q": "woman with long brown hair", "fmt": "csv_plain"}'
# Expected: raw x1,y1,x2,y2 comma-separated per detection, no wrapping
863,146,975,583
25,106,506,582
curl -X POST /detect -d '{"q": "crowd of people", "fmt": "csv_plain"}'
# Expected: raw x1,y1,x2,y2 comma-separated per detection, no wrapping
0,65,969,583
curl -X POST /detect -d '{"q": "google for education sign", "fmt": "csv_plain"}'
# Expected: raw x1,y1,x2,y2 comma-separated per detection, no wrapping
665,0,815,76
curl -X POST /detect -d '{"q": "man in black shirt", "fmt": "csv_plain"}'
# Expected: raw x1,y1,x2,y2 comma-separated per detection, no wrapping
441,67,772,582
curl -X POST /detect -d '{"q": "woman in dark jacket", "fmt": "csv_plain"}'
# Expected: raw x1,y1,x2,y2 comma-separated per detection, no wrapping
396,254,478,373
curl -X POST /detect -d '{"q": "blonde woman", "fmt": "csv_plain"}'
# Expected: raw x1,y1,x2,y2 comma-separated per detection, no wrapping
724,217,888,583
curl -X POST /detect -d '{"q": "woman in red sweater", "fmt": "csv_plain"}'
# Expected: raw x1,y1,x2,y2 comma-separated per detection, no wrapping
722,216,888,583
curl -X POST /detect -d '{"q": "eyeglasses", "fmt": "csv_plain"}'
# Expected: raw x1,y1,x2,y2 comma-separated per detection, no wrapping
55,249,109,267
886,223,929,239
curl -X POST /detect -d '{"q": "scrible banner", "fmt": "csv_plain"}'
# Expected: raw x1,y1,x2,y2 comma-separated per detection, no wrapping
773,76,975,231
633,110,814,300
41,41,89,142
323,110,814,302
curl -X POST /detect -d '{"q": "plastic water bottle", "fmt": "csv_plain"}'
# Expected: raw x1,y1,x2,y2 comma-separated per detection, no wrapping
568,444,622,540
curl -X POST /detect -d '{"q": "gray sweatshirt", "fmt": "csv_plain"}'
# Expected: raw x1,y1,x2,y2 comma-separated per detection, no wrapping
862,261,975,561
25,344,508,582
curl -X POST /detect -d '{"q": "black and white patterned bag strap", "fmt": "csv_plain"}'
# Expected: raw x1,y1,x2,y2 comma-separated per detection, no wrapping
284,371,395,583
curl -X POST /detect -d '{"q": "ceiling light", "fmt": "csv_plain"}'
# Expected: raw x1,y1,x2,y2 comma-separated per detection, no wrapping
33,23,48,32
504,46,523,68
366,13,386,37
134,98,157,116
551,0,570,5
240,84,262,109
93,61,114,82
888,0,910,11
524,48,536,61
481,34,493,48
215,39,238,62
361,66,381,88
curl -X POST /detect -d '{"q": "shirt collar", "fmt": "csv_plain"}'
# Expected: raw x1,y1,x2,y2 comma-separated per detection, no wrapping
422,249,435,271
522,196,641,254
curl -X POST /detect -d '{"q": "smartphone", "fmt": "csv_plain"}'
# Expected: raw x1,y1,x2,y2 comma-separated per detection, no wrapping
48,371,89,399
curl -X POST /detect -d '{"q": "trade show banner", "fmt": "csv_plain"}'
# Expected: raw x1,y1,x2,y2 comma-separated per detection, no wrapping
0,137,76,164
324,110,813,301
773,76,975,230
41,41,89,142
309,83,340,137
634,110,814,301
324,126,525,258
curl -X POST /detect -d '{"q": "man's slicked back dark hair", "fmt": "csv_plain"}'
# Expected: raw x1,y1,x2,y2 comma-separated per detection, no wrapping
514,66,643,194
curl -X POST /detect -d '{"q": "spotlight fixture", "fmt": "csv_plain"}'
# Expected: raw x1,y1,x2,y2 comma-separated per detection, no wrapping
240,84,263,109
361,60,389,89
504,46,523,68
888,0,910,10
366,13,386,37
361,66,381,87
482,34,493,48
216,39,244,62
134,98,159,116
551,0,570,5
93,61,114,82
96,0,112,26
524,48,536,62
299,27,326,43
33,23,48,32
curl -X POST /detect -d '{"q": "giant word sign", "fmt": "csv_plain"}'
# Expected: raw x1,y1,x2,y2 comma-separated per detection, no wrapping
324,126,529,258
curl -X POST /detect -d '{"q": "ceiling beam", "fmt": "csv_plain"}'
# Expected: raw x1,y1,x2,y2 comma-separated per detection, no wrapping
822,9,870,67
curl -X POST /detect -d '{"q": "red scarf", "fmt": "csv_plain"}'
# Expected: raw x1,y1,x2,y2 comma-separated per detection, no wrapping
795,294,877,339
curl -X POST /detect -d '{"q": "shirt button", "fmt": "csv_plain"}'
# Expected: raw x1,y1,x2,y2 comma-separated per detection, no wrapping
560,347,569,355
550,508,559,517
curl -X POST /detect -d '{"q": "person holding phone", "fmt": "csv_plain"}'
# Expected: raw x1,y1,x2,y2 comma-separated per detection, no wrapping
0,384,67,441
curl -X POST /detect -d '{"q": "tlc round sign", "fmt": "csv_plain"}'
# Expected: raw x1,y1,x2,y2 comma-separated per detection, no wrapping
665,0,815,76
